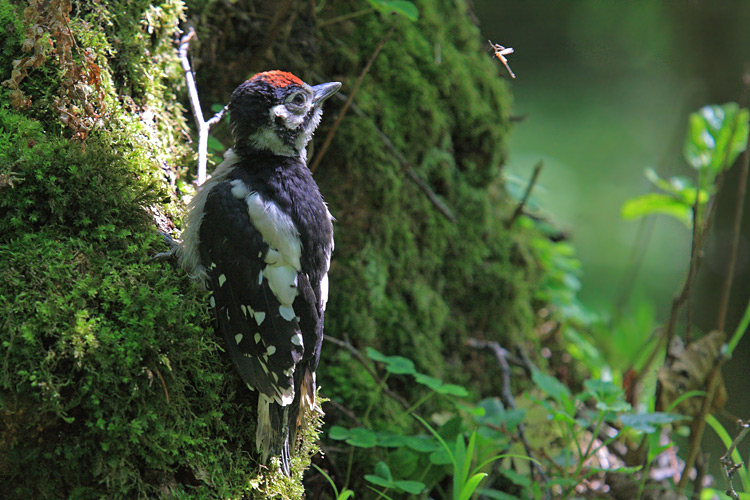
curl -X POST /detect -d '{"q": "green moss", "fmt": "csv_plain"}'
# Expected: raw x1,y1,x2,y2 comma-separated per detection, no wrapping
313,0,535,407
0,1,316,497
1,0,561,497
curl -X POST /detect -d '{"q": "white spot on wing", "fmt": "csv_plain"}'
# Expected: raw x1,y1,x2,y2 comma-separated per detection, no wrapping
218,274,227,287
254,333,261,344
292,333,303,346
235,333,243,344
254,311,266,325
265,265,299,306
209,296,215,308
279,305,296,321
276,385,295,406
266,345,276,355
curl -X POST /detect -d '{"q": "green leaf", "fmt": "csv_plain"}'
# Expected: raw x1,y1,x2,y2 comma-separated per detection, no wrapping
532,368,571,402
684,103,750,173
621,193,693,227
346,427,378,448
499,468,531,488
475,489,522,500
375,430,408,448
414,372,443,391
383,355,416,375
429,447,453,465
365,347,389,363
374,461,393,481
366,0,419,21
619,412,684,433
458,473,488,500
364,475,393,488
584,379,631,412
393,480,425,494
405,434,439,453
436,383,469,397
644,168,709,206
478,398,526,430
328,425,350,440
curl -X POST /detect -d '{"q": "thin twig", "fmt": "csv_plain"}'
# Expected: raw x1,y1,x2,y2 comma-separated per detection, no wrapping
307,70,458,223
720,419,750,500
677,352,728,491
717,73,750,331
318,7,375,27
404,167,457,222
310,23,396,173
152,364,170,403
467,338,550,491
506,161,543,228
324,334,411,410
178,27,227,185
678,82,750,489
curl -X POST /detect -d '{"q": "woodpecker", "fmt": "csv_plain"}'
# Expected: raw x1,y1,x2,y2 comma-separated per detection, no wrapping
179,71,339,475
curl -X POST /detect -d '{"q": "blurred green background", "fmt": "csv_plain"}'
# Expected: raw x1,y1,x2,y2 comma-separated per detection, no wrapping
475,0,750,473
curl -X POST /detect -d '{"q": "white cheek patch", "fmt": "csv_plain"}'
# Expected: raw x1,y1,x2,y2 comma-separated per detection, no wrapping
271,104,307,129
248,127,293,156
296,107,323,154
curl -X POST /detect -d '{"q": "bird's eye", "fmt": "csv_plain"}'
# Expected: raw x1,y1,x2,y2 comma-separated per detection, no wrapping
287,93,306,106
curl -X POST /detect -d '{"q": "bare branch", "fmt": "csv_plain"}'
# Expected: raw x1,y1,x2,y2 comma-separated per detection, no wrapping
310,23,396,173
467,338,550,490
324,334,411,410
178,27,226,185
506,161,543,228
720,419,750,500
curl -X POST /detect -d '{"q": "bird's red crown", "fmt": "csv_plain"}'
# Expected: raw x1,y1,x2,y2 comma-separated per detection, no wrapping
251,70,304,88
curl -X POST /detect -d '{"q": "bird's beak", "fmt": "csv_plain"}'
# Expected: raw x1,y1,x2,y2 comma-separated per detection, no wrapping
312,82,341,104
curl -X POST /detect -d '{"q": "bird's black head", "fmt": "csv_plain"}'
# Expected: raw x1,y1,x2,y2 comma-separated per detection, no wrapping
228,70,341,159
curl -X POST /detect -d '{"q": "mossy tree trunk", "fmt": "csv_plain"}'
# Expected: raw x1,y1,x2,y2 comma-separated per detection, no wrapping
1,0,544,498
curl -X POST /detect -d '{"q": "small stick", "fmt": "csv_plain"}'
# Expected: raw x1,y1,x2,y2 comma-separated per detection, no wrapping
720,419,750,500
307,71,458,223
467,338,550,489
310,23,396,173
178,27,227,185
716,72,750,331
506,161,543,228
324,334,411,410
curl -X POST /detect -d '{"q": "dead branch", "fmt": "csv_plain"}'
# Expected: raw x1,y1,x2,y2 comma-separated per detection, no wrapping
178,27,227,185
324,334,411,410
720,419,750,500
310,23,396,173
467,338,550,490
506,161,543,228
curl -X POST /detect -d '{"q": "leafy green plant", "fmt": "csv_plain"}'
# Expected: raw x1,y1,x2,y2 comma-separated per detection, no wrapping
622,103,749,227
314,464,357,500
414,414,533,500
529,369,683,499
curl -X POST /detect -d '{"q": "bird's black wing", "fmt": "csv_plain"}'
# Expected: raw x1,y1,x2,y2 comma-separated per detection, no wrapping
198,179,312,406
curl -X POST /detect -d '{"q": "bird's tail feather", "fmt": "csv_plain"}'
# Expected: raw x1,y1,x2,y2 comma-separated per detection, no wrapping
256,394,293,476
